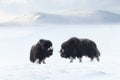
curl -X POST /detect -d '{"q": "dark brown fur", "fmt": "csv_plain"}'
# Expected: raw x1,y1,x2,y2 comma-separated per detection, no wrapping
30,39,53,64
60,37,100,63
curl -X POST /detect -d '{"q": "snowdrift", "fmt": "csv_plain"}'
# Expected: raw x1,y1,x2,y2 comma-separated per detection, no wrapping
0,24,120,80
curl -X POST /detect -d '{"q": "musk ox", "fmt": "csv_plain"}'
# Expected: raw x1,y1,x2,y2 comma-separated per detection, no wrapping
60,37,100,63
30,39,53,64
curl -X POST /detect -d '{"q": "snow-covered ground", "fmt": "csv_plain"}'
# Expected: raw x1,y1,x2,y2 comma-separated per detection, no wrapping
0,24,120,80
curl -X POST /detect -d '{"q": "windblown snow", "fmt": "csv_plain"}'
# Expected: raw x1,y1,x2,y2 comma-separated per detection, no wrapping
0,24,120,80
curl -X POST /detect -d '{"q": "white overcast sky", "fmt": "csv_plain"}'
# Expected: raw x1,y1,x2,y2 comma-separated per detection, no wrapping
0,0,120,16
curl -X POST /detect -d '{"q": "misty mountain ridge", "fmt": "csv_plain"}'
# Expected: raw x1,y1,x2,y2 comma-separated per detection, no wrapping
4,10,120,25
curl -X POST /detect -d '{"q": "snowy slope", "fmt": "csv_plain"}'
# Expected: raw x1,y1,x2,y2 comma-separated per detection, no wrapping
4,10,120,25
0,24,120,80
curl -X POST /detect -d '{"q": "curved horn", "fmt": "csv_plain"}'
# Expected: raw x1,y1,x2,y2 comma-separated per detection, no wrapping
47,47,53,50
60,49,64,53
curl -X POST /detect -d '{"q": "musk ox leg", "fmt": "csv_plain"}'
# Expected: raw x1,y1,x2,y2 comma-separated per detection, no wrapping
96,51,100,62
78,57,82,62
38,61,41,64
35,59,39,63
42,60,46,64
96,56,100,62
38,59,46,64
90,56,100,62
70,57,74,63
38,59,42,64
91,57,94,61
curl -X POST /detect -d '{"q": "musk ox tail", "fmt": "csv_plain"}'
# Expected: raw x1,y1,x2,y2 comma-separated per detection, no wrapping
30,45,36,63
96,49,101,62
84,39,101,62
92,42,101,62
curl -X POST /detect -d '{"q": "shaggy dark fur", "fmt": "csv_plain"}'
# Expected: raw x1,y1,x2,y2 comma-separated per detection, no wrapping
60,37,100,63
60,37,80,63
30,39,53,64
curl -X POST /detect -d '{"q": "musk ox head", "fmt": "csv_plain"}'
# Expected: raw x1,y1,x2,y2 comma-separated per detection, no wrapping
60,37,80,62
60,41,69,58
30,39,53,64
60,43,67,58
39,39,53,57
